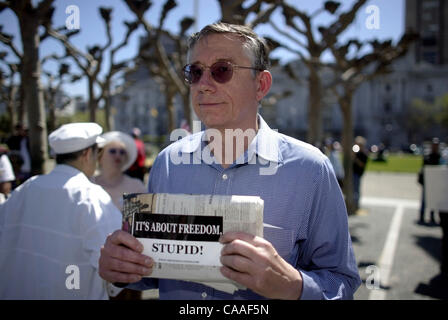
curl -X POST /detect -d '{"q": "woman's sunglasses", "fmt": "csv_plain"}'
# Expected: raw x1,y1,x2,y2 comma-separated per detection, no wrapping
182,61,263,85
108,148,127,156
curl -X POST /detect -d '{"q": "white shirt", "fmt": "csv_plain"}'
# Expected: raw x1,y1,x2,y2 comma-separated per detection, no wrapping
92,175,147,211
328,150,344,180
0,154,15,183
0,165,122,299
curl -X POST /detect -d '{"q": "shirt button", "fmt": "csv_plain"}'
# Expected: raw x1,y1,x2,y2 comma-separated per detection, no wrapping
201,292,207,299
222,174,228,180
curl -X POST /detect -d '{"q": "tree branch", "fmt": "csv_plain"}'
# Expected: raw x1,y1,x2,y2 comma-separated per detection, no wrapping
46,26,92,74
0,30,22,59
269,20,308,50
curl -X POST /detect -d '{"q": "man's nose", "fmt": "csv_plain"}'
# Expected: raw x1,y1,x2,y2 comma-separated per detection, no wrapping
196,68,216,91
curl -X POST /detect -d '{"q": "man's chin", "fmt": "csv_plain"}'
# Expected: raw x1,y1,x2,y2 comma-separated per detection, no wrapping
201,117,228,130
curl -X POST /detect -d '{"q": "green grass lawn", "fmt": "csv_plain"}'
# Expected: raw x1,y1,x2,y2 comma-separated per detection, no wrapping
366,153,423,173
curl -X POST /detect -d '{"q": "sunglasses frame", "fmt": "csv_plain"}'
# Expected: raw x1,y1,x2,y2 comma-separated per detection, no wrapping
182,60,263,85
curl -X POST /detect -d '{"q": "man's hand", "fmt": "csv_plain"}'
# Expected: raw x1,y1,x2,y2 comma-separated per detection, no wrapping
219,231,303,300
99,230,154,283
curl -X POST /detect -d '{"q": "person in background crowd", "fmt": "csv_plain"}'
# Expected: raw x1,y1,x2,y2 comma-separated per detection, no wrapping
0,149,16,204
93,131,146,211
92,131,146,300
6,124,31,183
0,123,122,299
418,137,442,225
325,138,344,189
5,124,25,152
125,128,147,182
352,136,369,213
98,22,360,300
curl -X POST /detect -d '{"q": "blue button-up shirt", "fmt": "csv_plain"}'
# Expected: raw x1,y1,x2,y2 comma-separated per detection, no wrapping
128,116,361,299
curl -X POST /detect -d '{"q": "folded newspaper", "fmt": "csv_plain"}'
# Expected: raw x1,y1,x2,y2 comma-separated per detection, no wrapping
122,193,264,294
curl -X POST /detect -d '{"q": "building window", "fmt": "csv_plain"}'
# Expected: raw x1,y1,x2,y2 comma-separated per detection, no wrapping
422,36,437,46
422,51,438,64
422,0,439,9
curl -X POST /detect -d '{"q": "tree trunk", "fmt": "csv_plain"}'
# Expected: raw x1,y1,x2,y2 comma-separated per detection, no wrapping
18,80,26,125
47,92,56,133
19,15,47,175
104,83,114,132
7,85,18,132
307,65,322,146
182,92,192,130
165,89,176,134
88,77,96,122
339,92,355,215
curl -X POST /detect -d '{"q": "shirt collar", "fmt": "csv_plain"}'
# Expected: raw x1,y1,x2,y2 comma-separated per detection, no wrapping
52,164,88,179
179,114,283,164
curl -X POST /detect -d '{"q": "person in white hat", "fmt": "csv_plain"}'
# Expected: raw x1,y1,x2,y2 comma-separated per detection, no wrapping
0,122,122,299
93,131,146,212
0,153,16,203
92,131,147,300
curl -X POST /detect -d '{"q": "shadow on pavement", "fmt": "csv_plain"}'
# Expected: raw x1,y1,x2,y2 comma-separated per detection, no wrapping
414,234,446,299
414,235,442,263
349,222,369,244
415,274,448,300
357,261,377,268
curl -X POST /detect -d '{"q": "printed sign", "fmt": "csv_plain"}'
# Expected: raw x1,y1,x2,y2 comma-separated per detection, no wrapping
132,213,224,266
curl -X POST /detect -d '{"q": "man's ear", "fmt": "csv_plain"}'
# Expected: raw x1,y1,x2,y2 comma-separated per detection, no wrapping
81,148,91,162
256,70,272,102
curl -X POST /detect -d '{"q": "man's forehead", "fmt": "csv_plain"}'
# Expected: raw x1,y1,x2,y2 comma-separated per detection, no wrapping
198,32,244,44
189,33,250,63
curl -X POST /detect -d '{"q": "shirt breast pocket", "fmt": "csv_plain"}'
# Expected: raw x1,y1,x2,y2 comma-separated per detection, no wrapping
263,225,295,260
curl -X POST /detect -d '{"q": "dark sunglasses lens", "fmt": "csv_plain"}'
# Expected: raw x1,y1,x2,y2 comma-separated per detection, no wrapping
109,148,126,156
211,62,233,83
184,64,203,84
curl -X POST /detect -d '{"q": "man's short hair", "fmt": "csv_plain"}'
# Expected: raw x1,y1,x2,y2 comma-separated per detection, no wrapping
187,22,271,71
55,144,97,165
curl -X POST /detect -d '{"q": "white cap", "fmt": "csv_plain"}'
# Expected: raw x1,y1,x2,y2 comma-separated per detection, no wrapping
49,122,105,154
0,154,15,183
98,131,137,172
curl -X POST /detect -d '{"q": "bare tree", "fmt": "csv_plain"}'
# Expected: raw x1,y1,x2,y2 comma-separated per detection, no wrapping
46,7,139,129
124,0,194,133
217,0,280,28
46,8,110,123
0,53,19,132
42,61,70,133
101,20,139,131
0,0,54,175
328,33,417,214
270,0,367,146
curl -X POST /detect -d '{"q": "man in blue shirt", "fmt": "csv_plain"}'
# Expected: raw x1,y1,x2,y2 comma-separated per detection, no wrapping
99,23,361,300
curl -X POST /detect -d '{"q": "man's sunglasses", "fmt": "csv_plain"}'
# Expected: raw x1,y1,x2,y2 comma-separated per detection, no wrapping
182,61,263,85
108,148,127,156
